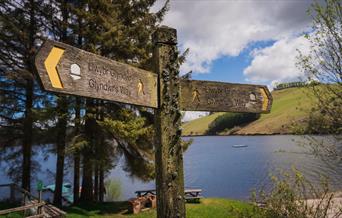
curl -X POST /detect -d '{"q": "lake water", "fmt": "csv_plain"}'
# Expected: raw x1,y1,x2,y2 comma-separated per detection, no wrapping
1,135,341,201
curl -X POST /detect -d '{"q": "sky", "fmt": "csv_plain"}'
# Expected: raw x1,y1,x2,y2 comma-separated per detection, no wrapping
152,0,316,121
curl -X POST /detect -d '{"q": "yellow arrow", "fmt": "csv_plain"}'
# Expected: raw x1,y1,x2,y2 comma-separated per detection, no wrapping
260,87,269,112
44,46,65,89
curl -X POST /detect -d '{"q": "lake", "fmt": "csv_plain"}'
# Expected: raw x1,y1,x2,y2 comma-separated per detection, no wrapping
1,135,341,201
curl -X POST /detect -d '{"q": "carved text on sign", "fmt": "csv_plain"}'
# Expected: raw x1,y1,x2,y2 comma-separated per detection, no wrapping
35,40,158,108
180,80,272,113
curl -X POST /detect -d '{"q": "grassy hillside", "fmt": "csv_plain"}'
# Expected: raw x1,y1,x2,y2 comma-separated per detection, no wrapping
182,87,315,135
182,112,225,135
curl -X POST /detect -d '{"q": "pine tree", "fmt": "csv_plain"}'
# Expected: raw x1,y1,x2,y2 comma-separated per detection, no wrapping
0,0,48,191
1,0,170,204
69,0,169,203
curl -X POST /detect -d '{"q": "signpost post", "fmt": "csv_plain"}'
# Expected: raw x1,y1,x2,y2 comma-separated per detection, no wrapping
153,27,186,218
35,26,272,218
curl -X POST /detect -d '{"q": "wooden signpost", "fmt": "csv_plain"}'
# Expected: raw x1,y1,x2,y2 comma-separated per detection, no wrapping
35,26,272,218
35,40,158,108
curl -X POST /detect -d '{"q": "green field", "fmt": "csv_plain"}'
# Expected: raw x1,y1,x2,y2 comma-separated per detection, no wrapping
0,198,260,218
64,198,258,218
182,87,316,135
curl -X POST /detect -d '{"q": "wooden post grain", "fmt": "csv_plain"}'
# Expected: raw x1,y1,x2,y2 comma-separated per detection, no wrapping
153,26,185,218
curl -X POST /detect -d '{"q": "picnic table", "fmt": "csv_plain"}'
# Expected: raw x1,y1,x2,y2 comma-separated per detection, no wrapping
184,188,203,202
135,188,203,202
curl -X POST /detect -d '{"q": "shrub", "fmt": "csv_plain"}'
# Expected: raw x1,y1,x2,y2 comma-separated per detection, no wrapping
206,113,260,135
104,179,122,202
249,168,341,218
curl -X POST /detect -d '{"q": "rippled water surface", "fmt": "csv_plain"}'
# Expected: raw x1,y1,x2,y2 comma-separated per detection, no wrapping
1,135,341,200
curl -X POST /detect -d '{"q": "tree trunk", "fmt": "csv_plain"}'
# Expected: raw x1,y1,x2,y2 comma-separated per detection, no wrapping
73,153,80,203
80,151,93,202
94,164,99,202
73,97,81,204
99,165,105,202
22,79,33,192
53,96,68,207
80,99,95,202
22,0,36,192
53,0,69,206
98,101,105,203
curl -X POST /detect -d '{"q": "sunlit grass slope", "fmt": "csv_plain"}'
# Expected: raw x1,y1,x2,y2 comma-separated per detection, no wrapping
182,87,315,135
182,112,225,135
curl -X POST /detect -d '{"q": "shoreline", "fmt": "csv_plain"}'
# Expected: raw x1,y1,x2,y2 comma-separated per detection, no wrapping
181,133,330,137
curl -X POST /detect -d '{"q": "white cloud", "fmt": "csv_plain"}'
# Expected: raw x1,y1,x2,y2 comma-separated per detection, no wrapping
243,36,311,86
182,111,209,122
155,0,314,75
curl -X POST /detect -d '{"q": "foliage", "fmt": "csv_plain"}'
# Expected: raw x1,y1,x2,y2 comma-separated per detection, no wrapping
248,168,342,218
0,0,55,191
296,0,342,135
295,0,342,174
0,0,171,204
274,81,308,90
206,113,260,135
303,85,342,135
99,108,155,182
182,112,225,135
104,179,122,202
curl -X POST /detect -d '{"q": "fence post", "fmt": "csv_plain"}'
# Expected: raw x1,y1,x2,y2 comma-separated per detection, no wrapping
153,26,186,218
38,189,42,215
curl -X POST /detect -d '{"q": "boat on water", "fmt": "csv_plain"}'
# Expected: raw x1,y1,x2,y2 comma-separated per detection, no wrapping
232,144,248,148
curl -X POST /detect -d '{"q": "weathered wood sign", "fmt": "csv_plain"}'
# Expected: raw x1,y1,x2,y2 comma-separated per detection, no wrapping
35,40,158,108
180,80,272,113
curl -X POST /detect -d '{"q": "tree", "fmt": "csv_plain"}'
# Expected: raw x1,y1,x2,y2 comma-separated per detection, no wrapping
297,0,341,133
0,0,47,191
69,0,169,203
297,0,341,167
51,0,70,207
1,0,170,205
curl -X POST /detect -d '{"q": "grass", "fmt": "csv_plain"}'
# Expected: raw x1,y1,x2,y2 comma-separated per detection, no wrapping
63,198,258,218
235,87,314,134
182,87,316,135
0,202,24,218
182,112,225,135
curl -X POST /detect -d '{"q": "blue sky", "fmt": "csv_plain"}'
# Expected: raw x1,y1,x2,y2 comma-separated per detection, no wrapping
153,0,315,86
192,40,276,85
152,0,316,120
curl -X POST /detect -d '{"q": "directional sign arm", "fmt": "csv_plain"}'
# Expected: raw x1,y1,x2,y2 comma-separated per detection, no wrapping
179,80,272,113
35,40,158,108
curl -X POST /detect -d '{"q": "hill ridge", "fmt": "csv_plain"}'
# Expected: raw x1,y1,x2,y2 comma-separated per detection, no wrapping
182,87,314,136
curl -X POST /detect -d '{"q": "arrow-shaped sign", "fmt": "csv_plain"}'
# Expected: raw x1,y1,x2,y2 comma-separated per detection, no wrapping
43,47,65,89
35,40,158,108
179,80,272,113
